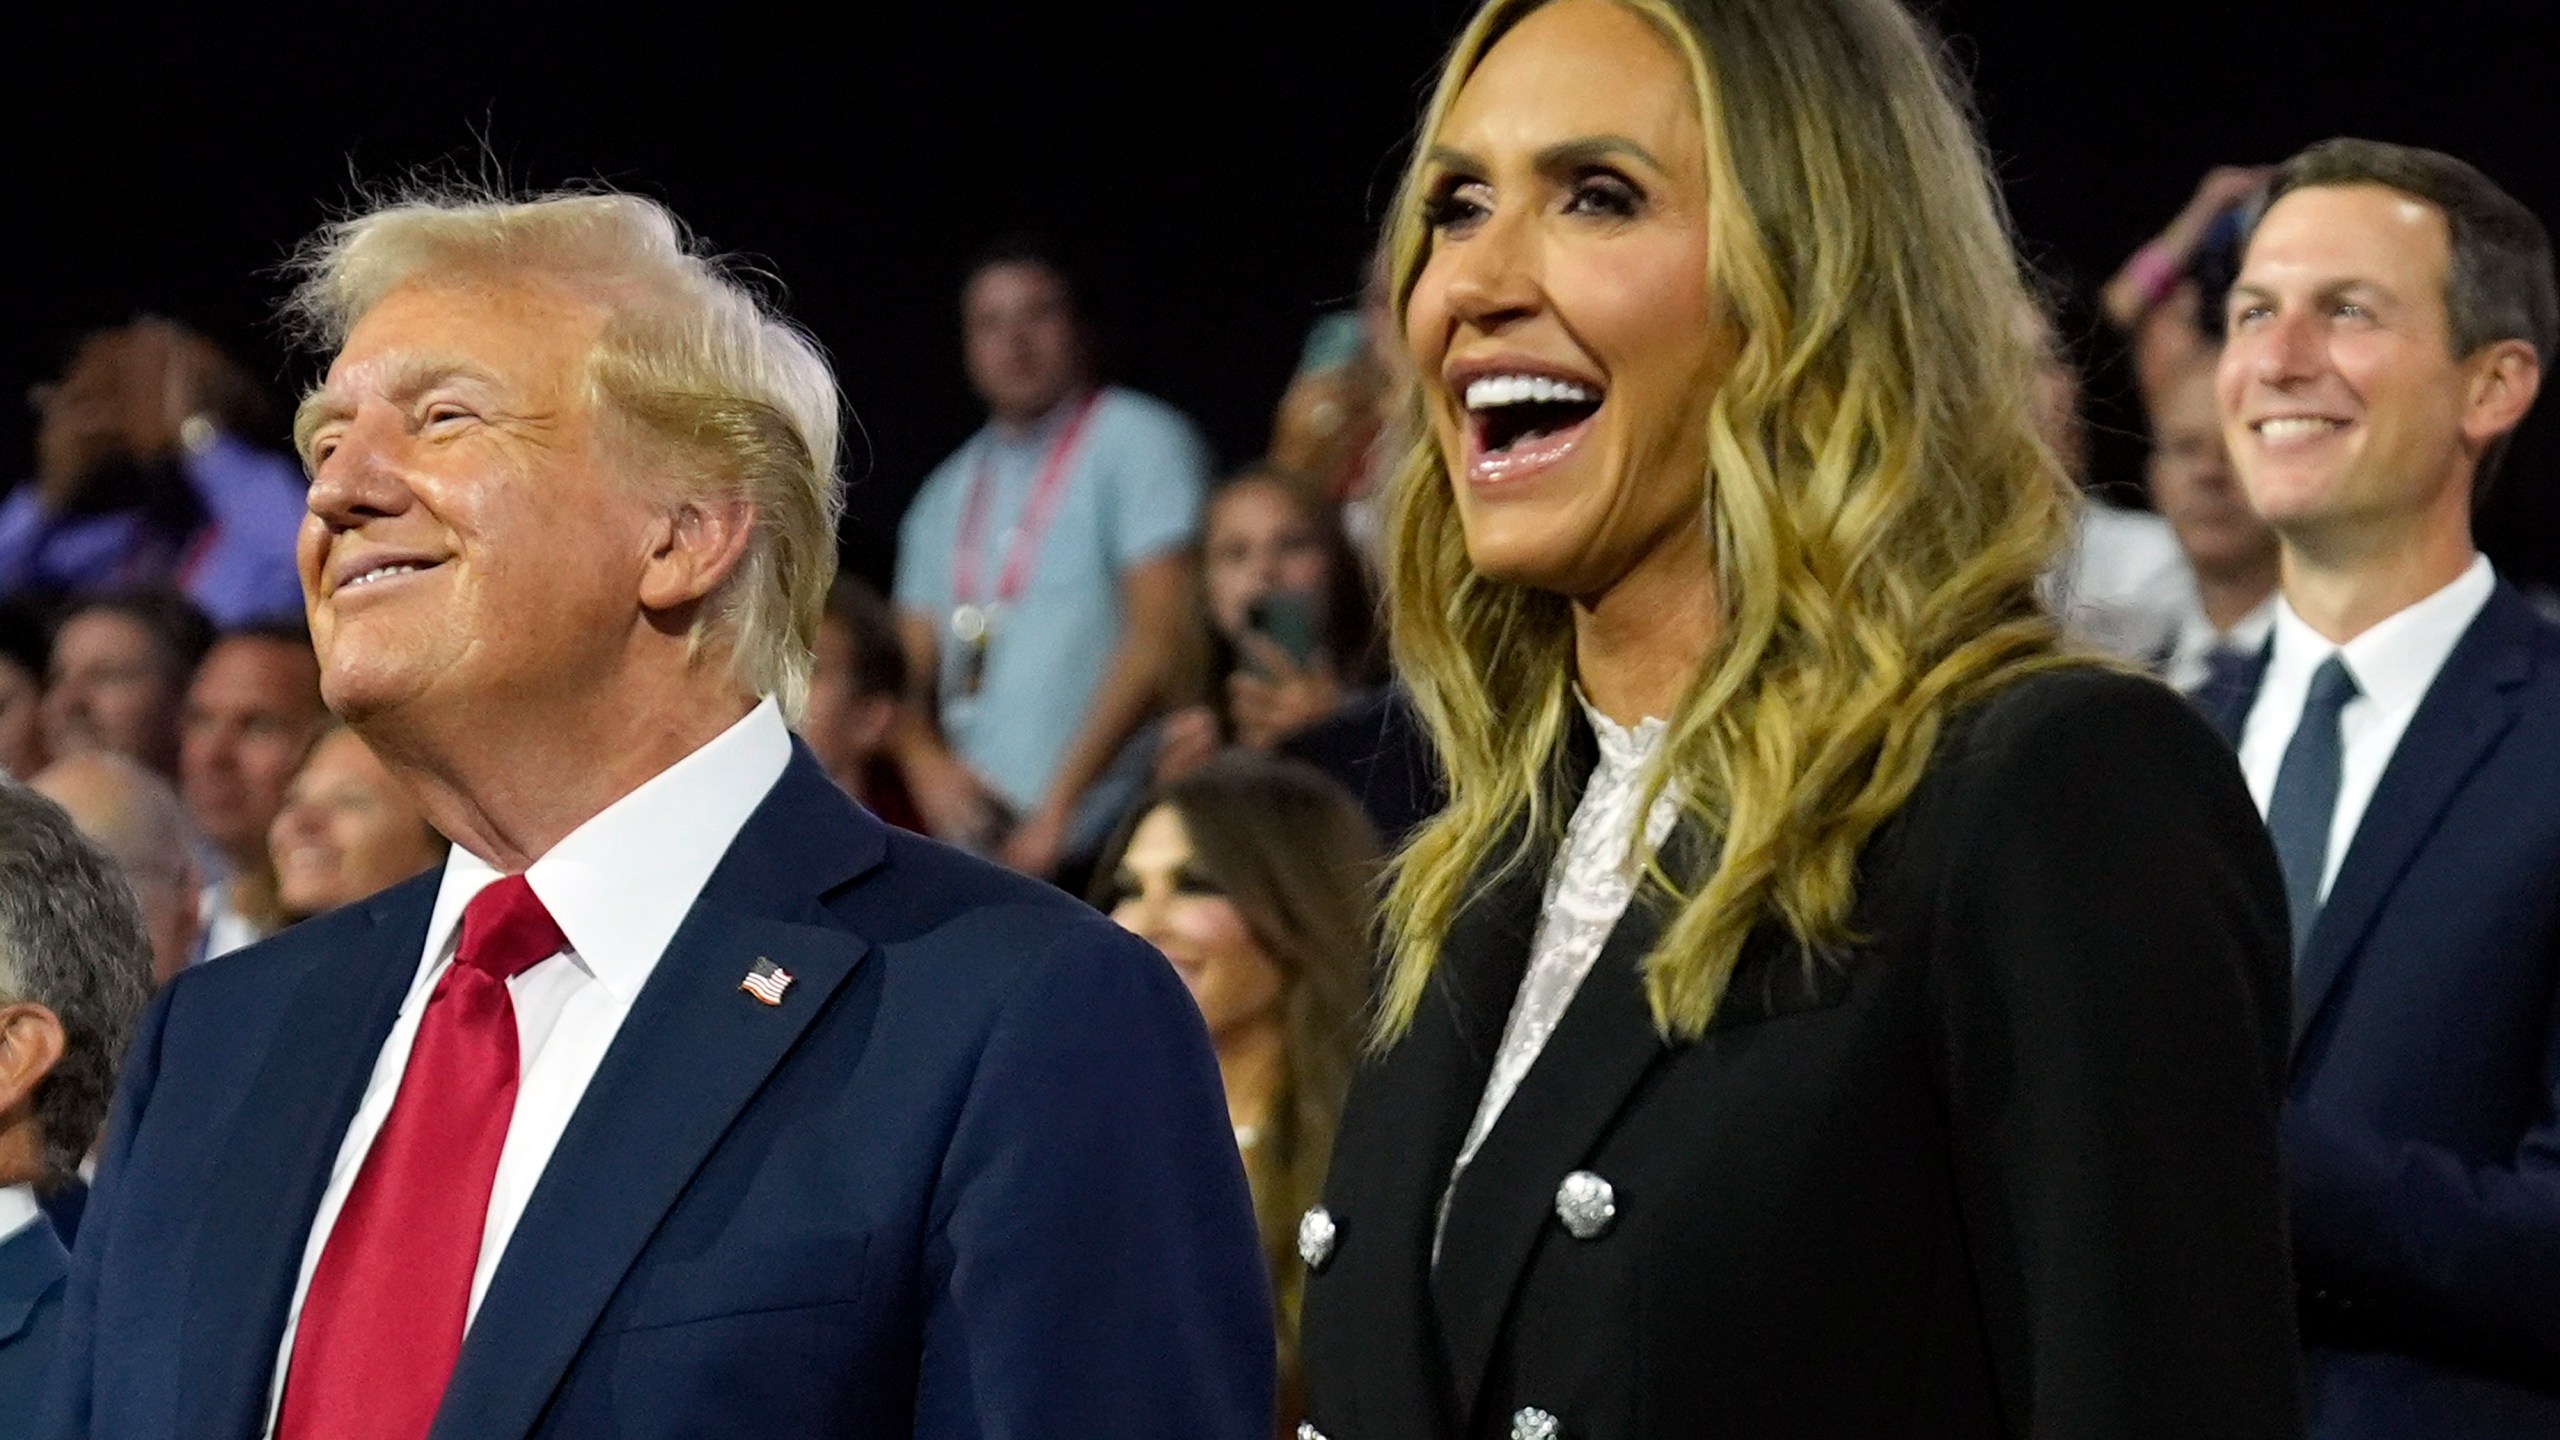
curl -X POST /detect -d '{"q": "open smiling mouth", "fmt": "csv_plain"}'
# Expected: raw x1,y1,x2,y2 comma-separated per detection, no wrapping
338,558,447,595
1466,374,1604,483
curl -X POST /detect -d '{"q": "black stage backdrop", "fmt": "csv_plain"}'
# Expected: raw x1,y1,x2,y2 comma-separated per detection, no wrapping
5,1,2553,591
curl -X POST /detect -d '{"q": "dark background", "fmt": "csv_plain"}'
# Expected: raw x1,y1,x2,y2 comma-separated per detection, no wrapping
6,0,2554,590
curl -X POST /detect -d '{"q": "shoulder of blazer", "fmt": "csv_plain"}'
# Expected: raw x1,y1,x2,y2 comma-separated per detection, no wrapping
1892,663,2251,846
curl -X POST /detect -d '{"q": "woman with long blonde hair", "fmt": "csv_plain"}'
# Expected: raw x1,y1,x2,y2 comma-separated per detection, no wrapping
1293,1,2302,1436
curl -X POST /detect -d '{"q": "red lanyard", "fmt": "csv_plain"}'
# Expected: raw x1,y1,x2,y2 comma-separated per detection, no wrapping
953,389,1105,610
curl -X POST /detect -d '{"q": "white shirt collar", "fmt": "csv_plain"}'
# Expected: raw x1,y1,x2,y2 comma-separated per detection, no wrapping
0,1182,41,1246
1574,690,1669,773
2175,590,2279,661
2266,554,2496,717
418,700,795,1005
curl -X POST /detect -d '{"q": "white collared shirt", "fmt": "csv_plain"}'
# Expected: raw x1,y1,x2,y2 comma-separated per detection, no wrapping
2162,591,2281,693
0,1182,40,1247
2237,555,2495,903
262,700,792,1430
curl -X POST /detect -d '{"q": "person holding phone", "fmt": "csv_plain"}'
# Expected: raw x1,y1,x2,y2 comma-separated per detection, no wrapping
1155,470,1381,781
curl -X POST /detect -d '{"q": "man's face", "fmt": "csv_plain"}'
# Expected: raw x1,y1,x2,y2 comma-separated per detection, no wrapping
962,262,1085,423
296,274,670,731
180,635,327,863
2218,184,2485,543
2149,362,2278,583
40,612,183,774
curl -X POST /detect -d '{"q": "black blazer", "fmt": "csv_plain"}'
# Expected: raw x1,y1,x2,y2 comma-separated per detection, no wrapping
1301,668,2304,1440
2204,580,2560,1438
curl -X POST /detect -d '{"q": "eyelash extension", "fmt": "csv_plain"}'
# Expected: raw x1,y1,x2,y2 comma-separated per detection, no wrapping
1420,176,1485,229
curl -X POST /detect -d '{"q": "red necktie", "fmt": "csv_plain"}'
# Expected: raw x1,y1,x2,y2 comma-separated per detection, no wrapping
277,875,567,1440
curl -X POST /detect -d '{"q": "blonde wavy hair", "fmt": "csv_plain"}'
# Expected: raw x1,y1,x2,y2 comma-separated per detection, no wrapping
285,187,844,720
1377,0,2082,1042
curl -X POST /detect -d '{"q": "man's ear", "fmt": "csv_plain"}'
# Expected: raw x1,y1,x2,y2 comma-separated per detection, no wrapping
2461,338,2543,451
0,1001,67,1116
639,497,758,617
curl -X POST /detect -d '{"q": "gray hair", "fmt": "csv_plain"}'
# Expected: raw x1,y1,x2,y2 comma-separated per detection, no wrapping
0,777,156,1191
284,186,845,720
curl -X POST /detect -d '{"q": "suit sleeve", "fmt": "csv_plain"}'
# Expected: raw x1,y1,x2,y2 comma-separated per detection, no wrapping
31,965,179,1440
2285,967,2560,1375
1927,673,2304,1438
911,919,1274,1440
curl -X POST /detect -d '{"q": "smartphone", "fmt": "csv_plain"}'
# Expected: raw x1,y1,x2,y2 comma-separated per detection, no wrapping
1245,591,1322,670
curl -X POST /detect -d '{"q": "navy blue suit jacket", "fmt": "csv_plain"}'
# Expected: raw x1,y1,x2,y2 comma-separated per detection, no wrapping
2205,581,2560,1435
35,746,1274,1439
1,1213,69,1440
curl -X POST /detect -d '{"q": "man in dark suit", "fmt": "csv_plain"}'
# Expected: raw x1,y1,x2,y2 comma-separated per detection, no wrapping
2206,138,2560,1436
35,189,1272,1440
0,778,157,1435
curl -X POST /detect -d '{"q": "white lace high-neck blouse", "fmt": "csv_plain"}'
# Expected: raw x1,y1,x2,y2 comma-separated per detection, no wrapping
1437,697,1682,1255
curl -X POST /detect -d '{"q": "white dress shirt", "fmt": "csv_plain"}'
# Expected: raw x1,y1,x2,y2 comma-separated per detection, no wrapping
262,700,792,1430
2161,590,2280,694
2049,501,2192,663
2237,555,2495,904
0,1182,40,1247
198,882,268,963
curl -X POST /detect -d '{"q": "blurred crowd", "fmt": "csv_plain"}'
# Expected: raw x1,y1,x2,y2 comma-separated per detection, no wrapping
1,148,2553,1437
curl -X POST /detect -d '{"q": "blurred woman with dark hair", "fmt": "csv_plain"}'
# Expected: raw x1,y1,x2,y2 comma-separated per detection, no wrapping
1094,753,1381,1436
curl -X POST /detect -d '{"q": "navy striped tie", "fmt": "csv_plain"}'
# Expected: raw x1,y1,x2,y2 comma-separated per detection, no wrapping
2266,656,2360,955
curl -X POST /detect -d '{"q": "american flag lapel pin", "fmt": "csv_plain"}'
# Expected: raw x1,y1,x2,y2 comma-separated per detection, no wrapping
740,956,794,1006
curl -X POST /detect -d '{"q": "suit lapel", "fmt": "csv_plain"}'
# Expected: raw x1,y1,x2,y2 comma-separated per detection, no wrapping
0,1216,69,1344
1428,847,1683,1435
1330,825,1548,1434
176,877,438,1440
2293,585,2536,1058
430,752,886,1440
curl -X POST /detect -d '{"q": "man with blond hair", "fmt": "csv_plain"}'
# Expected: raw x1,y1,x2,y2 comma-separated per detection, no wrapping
35,188,1271,1440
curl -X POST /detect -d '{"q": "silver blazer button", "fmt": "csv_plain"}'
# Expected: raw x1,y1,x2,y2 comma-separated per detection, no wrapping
1297,1204,1339,1270
1554,1170,1617,1239
1512,1406,1561,1440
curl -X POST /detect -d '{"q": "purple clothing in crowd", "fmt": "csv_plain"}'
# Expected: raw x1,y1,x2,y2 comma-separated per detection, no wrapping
0,432,308,625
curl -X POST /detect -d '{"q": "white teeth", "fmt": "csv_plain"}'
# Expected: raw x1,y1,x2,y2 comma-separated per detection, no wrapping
1464,374,1600,410
2257,417,2343,442
346,562,423,588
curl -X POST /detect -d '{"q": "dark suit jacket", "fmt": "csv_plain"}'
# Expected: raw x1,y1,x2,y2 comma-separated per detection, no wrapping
1,1213,69,1440
36,746,1274,1439
1301,668,2304,1439
2202,580,2560,1438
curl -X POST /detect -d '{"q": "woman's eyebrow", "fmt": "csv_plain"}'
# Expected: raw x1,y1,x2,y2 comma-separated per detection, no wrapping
1537,135,1661,171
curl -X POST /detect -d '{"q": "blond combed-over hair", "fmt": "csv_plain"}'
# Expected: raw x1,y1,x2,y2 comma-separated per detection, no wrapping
1376,0,2083,1043
285,186,844,720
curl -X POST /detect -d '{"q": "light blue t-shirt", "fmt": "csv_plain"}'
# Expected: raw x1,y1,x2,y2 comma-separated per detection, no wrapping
894,386,1208,849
